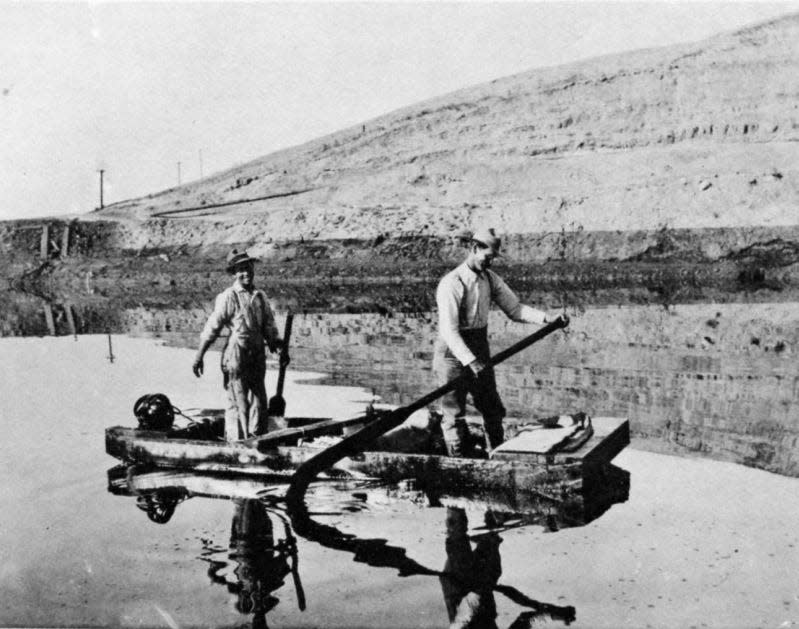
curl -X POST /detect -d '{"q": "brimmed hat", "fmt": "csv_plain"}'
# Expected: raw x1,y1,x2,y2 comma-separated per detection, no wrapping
471,228,501,255
225,249,258,273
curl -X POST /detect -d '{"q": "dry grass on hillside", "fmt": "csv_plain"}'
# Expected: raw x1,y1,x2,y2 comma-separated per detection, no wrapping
96,13,799,242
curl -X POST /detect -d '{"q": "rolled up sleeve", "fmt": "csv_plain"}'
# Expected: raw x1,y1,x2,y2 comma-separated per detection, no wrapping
490,272,547,324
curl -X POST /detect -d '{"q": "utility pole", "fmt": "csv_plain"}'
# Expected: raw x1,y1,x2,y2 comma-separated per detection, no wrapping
177,161,182,185
97,169,105,209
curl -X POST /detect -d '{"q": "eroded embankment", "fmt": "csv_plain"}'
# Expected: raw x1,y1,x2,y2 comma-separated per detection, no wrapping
2,217,799,313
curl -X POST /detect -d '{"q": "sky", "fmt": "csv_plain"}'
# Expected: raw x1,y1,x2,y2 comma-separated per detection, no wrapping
1,1,798,221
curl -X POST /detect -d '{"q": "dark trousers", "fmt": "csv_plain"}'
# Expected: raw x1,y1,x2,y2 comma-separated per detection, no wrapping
432,328,506,453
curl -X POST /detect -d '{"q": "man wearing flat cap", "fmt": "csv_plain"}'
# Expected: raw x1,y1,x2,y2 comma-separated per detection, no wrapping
434,228,566,456
193,249,282,440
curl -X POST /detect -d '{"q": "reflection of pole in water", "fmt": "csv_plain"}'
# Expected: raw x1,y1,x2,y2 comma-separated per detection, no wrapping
43,303,56,336
107,334,115,363
65,304,77,340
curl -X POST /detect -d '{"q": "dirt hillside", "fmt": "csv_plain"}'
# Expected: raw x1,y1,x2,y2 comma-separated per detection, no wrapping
89,12,799,246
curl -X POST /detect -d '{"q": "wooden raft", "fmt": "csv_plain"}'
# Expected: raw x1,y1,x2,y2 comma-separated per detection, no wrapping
106,417,630,526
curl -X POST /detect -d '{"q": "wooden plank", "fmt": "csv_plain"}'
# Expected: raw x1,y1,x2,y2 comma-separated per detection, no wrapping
107,425,366,475
582,417,631,467
61,224,70,257
108,467,288,499
105,426,274,470
40,224,49,259
490,417,629,465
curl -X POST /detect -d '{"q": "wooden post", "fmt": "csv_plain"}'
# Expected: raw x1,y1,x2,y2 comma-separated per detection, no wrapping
40,224,49,259
61,224,70,257
43,303,56,336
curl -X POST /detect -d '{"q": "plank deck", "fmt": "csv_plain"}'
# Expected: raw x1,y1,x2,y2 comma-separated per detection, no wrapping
491,416,630,466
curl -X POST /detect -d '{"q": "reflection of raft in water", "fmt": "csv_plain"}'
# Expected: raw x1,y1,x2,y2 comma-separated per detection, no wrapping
106,409,630,527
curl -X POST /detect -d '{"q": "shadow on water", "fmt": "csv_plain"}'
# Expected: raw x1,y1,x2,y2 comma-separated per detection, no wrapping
108,462,629,627
284,495,580,628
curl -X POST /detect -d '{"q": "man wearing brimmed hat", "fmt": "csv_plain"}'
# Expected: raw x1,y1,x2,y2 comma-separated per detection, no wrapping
193,249,282,440
433,228,566,456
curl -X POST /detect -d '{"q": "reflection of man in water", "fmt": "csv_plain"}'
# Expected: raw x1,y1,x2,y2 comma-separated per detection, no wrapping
440,507,577,629
434,228,565,456
214,499,291,629
193,250,282,440
440,507,502,629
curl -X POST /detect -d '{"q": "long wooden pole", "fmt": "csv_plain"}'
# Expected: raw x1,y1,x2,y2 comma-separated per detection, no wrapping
242,411,375,451
286,316,569,508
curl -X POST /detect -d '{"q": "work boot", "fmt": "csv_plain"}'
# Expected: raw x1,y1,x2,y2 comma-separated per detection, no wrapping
483,417,505,452
442,418,471,458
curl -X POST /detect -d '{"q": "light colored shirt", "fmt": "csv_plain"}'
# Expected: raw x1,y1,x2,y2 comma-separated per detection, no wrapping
200,280,279,351
436,262,547,365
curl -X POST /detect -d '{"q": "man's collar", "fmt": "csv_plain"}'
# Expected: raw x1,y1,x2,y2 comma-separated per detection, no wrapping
462,260,485,277
233,280,256,293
